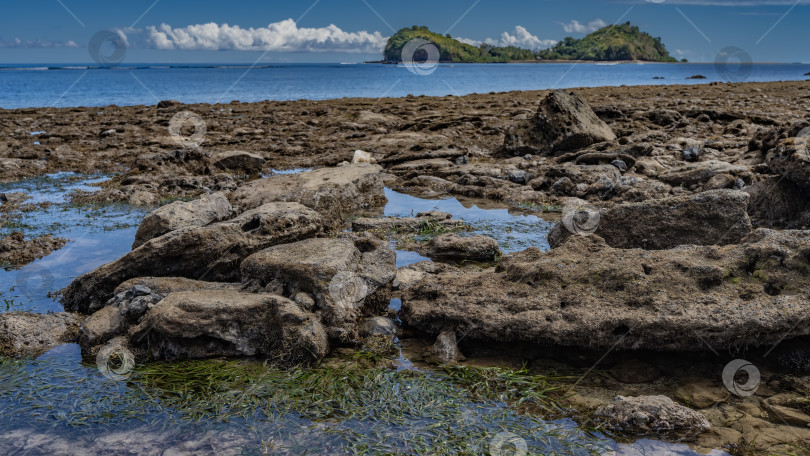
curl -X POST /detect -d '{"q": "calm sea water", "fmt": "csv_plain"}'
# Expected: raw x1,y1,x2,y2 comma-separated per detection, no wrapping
0,62,808,109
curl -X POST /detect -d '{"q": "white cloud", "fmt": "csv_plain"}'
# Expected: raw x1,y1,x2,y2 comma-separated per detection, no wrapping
456,37,483,46
145,19,386,53
561,19,607,34
458,26,556,50
483,26,557,50
0,38,80,48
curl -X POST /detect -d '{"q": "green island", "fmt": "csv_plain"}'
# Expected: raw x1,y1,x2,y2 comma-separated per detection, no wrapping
382,22,682,63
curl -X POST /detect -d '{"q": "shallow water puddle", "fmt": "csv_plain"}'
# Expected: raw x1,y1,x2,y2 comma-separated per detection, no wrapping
0,346,601,455
1,172,145,313
0,177,728,455
261,167,313,178
383,188,557,267
0,345,724,455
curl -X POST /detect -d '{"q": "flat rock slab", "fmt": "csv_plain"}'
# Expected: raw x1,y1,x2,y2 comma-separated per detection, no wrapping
352,211,466,232
425,233,500,262
62,202,323,314
402,229,810,352
549,189,752,250
113,276,243,297
0,312,82,358
504,90,616,155
132,192,233,248
230,164,389,230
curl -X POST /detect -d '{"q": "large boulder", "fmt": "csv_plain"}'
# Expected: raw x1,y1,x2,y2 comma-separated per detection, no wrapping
0,312,82,358
129,291,328,364
503,91,616,155
229,164,390,230
402,229,810,352
596,395,710,441
80,278,245,352
132,192,233,248
548,190,752,250
767,137,810,191
240,235,396,343
62,202,323,314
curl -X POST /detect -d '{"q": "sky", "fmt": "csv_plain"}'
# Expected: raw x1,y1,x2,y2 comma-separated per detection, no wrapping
0,0,808,64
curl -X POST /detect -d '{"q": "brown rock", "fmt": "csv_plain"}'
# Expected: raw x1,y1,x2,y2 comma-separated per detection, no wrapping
210,150,265,174
129,291,328,364
676,381,731,409
595,395,710,441
229,164,389,230
0,232,67,268
62,202,323,314
132,192,233,248
0,312,82,357
426,233,500,262
402,229,810,352
504,90,616,155
548,190,752,250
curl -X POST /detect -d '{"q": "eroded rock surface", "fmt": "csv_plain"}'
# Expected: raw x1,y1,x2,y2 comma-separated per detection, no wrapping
63,202,323,314
129,291,328,364
0,232,67,268
132,192,233,248
402,229,810,351
596,395,710,441
549,190,752,250
0,312,82,357
241,235,396,343
504,90,616,155
425,233,500,262
230,164,390,229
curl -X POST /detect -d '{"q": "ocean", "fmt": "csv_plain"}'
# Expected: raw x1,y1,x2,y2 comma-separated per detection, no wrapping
0,62,807,109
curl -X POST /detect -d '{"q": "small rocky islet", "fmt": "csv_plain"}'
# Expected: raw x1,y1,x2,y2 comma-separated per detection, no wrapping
2,80,810,454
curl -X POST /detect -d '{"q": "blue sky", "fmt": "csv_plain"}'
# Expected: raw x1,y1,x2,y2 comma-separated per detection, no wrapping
0,0,808,63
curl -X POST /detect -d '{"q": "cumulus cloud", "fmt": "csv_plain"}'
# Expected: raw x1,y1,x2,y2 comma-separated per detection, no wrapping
561,19,607,34
0,38,79,48
483,26,557,50
459,26,556,50
456,37,483,46
145,19,386,53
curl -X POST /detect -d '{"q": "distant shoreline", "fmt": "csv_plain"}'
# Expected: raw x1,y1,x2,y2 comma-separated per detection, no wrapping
0,61,807,69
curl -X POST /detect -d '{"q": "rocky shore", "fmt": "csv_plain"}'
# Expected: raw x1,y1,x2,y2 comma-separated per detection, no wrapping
2,80,810,454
